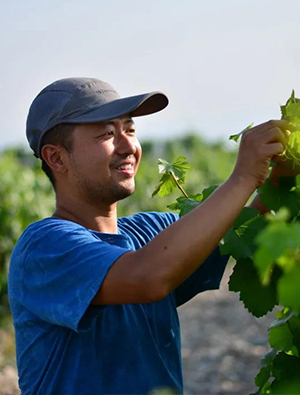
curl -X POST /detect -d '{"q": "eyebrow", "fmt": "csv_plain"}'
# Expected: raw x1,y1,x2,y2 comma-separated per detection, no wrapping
104,118,135,126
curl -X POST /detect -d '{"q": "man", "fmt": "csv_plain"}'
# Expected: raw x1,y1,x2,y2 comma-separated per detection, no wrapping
8,77,289,395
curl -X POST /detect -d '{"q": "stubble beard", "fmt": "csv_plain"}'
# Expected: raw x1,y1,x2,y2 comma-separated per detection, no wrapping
75,174,135,207
69,152,137,207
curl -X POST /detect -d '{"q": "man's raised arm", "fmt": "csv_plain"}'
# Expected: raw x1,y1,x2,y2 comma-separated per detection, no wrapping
92,120,288,305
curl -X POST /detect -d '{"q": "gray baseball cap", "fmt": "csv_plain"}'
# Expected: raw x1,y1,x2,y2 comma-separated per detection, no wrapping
26,77,169,158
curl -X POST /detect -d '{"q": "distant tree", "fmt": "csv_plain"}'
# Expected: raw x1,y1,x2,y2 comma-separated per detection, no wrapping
0,149,55,320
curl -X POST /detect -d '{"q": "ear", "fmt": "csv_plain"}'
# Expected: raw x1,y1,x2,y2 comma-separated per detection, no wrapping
41,144,68,174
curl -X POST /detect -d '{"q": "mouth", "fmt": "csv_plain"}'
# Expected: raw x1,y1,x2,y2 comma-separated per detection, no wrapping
114,162,135,177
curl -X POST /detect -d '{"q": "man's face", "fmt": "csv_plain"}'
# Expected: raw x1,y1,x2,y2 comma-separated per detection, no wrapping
66,115,142,206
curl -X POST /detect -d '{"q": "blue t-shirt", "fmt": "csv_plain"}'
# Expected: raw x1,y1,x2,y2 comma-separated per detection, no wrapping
8,212,229,395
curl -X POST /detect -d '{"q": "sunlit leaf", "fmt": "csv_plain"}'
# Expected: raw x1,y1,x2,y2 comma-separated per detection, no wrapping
152,157,190,198
229,122,254,143
229,258,279,317
220,207,266,260
168,194,203,216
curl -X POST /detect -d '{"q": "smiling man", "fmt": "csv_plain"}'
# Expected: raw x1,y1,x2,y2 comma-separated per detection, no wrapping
8,77,289,395
48,118,142,231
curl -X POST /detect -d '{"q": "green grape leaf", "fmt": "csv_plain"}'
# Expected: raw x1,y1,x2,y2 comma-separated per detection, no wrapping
258,177,300,217
220,208,266,260
167,186,219,216
253,248,275,285
280,90,294,119
152,173,178,198
280,91,300,167
254,220,300,282
233,207,261,227
258,179,278,210
255,366,271,389
152,157,190,198
261,348,278,368
158,157,190,179
229,122,254,143
229,258,279,317
281,90,300,125
271,379,300,395
269,310,294,329
220,229,253,260
295,173,300,189
289,314,300,354
278,265,300,314
269,322,294,352
265,207,291,223
267,306,300,356
202,185,219,201
168,194,203,216
272,352,300,380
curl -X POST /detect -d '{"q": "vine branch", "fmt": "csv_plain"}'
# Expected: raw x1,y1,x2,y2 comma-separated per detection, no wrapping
170,171,189,198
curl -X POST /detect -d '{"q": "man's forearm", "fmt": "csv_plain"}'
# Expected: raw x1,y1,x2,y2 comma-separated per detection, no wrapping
135,174,256,297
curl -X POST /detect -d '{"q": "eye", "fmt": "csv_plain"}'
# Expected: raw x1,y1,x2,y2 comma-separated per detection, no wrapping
126,128,136,135
95,130,115,139
107,130,115,136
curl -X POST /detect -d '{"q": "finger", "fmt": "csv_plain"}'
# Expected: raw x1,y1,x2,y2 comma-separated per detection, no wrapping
260,127,288,150
262,142,285,157
271,119,295,133
270,120,291,131
249,120,291,136
271,120,293,143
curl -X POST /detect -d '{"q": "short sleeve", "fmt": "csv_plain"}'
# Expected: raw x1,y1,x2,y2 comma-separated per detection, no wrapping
174,247,230,307
118,212,229,308
13,219,130,331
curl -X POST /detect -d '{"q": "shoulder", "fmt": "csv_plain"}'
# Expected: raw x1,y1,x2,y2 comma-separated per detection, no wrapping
118,211,179,232
10,218,97,264
16,217,92,244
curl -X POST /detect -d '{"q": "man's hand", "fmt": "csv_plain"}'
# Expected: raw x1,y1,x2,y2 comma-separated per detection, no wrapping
231,120,290,191
246,120,298,214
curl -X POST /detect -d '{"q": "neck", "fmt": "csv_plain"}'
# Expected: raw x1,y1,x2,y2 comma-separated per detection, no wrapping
53,197,119,234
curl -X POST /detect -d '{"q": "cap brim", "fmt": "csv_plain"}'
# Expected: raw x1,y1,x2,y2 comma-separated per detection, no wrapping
64,92,168,124
61,92,169,123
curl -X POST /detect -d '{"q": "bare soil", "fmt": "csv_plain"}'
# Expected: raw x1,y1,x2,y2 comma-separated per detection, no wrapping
0,264,274,395
178,264,274,395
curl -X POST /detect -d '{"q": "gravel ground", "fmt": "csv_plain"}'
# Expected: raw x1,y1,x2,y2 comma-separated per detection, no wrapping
178,264,274,395
0,264,274,395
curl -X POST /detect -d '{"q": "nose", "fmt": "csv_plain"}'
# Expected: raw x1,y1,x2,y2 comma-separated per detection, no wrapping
115,133,138,156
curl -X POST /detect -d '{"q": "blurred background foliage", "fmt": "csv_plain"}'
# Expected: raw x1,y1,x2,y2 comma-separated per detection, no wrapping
119,134,237,215
0,133,237,324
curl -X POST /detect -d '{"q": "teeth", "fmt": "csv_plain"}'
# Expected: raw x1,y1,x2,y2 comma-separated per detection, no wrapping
117,164,133,170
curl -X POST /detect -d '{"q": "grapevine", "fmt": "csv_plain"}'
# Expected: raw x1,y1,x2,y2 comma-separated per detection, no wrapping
153,91,300,394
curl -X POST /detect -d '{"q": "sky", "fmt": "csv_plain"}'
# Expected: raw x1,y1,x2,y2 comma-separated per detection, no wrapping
1,0,300,151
